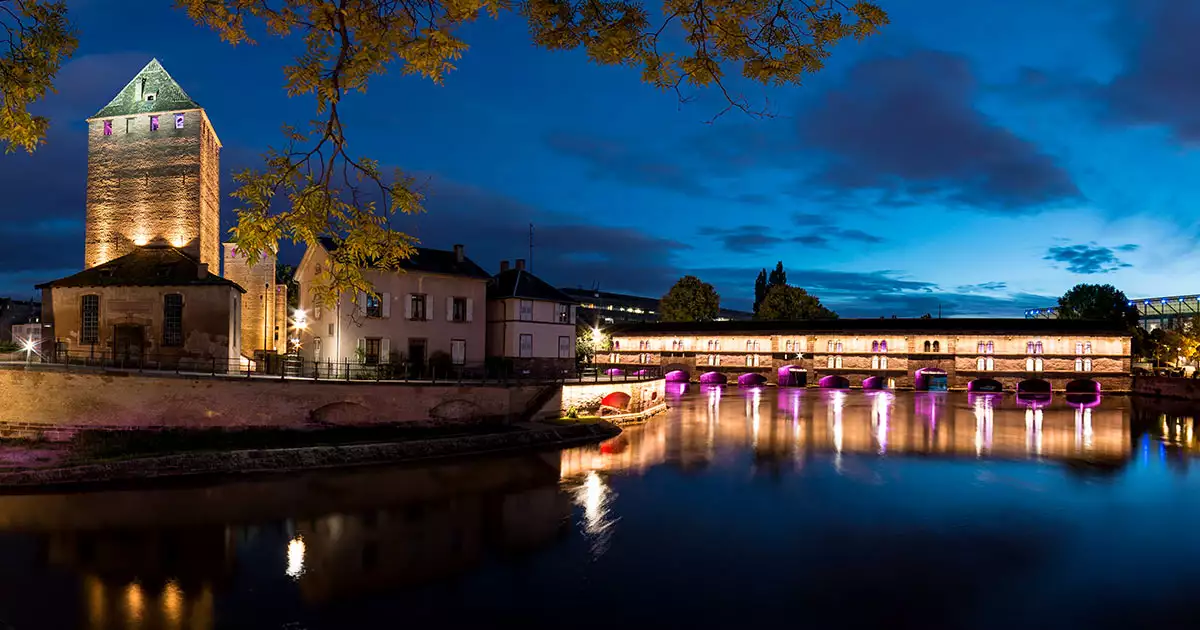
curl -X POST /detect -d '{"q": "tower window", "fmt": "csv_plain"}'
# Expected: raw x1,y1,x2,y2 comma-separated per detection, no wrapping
163,294,184,347
175,113,185,129
150,116,159,131
81,295,100,345
103,120,112,136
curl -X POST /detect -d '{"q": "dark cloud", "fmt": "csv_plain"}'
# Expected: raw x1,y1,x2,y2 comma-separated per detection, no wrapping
799,51,1082,212
1101,0,1200,142
1043,243,1137,274
403,176,690,296
698,223,883,253
956,281,1008,293
544,131,712,198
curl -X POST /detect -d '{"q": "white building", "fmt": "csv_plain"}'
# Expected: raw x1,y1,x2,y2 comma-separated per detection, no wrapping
486,259,579,377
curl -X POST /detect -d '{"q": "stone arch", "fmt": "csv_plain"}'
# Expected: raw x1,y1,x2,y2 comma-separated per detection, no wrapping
819,374,850,389
777,365,807,387
914,368,948,391
1017,378,1051,394
968,378,1004,393
664,364,692,382
1065,378,1100,394
862,376,887,390
738,373,768,387
699,371,728,385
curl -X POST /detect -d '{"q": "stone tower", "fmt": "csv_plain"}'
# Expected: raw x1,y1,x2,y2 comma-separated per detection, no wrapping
223,244,286,356
84,59,221,270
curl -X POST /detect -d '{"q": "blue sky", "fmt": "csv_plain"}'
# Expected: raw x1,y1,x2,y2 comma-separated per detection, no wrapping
4,0,1200,316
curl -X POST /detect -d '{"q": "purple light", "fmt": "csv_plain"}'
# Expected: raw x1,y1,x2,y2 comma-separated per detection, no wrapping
1017,378,1052,394
665,370,690,382
1065,378,1101,394
738,373,767,387
699,372,727,385
632,369,650,376
603,368,624,376
777,365,806,387
967,378,1003,393
1065,393,1102,409
862,376,886,390
818,375,849,389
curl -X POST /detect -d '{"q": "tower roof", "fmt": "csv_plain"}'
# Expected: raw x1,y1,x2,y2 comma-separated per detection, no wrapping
90,58,201,120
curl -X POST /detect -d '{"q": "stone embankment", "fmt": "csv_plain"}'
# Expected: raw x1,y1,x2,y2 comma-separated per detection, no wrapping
1132,376,1200,401
0,421,620,488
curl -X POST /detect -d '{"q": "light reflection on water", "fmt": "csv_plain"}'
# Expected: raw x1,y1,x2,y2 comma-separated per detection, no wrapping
4,389,1200,628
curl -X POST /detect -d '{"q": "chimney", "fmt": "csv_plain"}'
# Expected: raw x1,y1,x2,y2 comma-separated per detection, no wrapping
197,263,209,279
453,244,464,263
515,259,526,271
500,260,510,273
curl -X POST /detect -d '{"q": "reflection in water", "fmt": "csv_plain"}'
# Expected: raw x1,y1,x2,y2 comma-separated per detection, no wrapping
286,535,306,579
572,471,618,559
972,394,996,456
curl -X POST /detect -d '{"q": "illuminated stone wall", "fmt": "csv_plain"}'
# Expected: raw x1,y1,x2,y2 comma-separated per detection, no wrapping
608,329,1132,391
84,109,220,269
223,244,279,356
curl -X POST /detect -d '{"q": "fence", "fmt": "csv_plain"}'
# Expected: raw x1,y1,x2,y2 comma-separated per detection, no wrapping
3,350,663,386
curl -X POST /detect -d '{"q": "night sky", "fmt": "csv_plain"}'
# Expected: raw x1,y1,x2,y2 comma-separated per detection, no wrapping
4,0,1199,316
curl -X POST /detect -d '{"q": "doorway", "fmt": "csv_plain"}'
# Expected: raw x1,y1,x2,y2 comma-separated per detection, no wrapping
113,324,145,366
408,338,427,377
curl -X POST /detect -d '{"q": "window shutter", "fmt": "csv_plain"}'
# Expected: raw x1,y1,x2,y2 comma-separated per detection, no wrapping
446,297,454,322
426,298,434,321
358,292,366,310
405,294,413,320
466,298,474,322
381,338,390,362
381,293,391,318
357,337,365,363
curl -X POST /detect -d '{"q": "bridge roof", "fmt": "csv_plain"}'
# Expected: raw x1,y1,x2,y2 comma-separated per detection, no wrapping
611,318,1130,336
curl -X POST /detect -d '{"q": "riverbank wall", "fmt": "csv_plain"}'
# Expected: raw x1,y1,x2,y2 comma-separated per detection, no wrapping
0,366,665,437
1132,375,1200,401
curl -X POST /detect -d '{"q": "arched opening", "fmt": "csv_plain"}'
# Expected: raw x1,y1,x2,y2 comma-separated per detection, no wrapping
968,378,1004,393
819,375,850,389
738,373,768,387
1017,379,1052,394
777,365,807,387
862,376,887,390
1065,378,1100,394
699,372,728,385
599,392,632,415
665,370,691,383
914,368,948,391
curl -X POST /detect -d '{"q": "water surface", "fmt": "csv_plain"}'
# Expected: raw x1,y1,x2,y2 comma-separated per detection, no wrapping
1,387,1198,629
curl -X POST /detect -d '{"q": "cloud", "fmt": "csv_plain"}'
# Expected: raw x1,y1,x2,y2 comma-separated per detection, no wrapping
698,223,884,253
1043,243,1137,274
544,131,711,198
798,50,1082,212
956,281,1008,293
1101,0,1200,142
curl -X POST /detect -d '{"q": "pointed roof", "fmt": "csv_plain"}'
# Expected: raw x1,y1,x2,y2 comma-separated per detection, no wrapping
489,269,578,304
90,58,201,120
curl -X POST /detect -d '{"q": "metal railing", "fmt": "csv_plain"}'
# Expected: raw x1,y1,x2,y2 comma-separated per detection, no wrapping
1,350,664,386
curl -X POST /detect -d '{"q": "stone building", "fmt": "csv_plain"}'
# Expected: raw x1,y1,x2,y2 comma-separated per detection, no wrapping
487,260,579,377
293,240,490,374
38,58,274,367
606,319,1133,392
0,298,41,343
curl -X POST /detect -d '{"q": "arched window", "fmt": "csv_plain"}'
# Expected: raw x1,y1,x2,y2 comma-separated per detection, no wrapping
880,341,888,353
827,356,835,369
977,357,985,370
1084,358,1092,371
836,342,843,352
1075,358,1083,371
613,341,620,350
835,356,843,368
880,356,888,369
1026,357,1035,371
784,340,792,352
925,340,932,353
1036,341,1044,354
1026,341,1034,354
871,355,880,369
986,341,994,354
1035,358,1044,371
872,340,879,352
932,341,940,352
746,340,753,351
827,340,834,352
1085,342,1092,354
986,357,994,370
1075,342,1083,354
977,341,985,353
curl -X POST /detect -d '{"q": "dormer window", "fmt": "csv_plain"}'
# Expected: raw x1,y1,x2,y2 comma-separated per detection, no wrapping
145,93,156,102
103,120,112,136
150,116,159,131
175,113,185,129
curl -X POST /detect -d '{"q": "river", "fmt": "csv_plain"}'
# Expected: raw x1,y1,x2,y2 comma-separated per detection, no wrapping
1,385,1199,629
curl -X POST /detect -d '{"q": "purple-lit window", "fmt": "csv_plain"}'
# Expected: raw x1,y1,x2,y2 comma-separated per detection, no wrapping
175,113,185,129
1036,341,1043,354
880,341,888,353
103,120,112,136
871,341,879,352
977,341,984,353
932,340,940,352
1026,341,1034,354
925,341,933,352
986,341,994,354
150,116,159,131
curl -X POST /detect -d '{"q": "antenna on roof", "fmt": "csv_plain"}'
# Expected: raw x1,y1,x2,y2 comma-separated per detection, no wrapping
528,223,534,273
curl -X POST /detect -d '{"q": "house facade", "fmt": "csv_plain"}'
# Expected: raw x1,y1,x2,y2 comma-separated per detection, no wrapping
487,260,579,377
294,241,490,374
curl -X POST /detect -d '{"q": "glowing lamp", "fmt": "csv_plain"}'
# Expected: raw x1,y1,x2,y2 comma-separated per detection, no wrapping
591,327,603,344
133,236,149,246
21,338,36,353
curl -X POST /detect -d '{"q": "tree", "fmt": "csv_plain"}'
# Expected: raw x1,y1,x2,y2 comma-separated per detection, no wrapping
6,1,888,302
1056,283,1139,328
661,275,719,322
768,261,786,290
0,0,78,153
755,284,836,320
753,269,767,314
575,324,611,366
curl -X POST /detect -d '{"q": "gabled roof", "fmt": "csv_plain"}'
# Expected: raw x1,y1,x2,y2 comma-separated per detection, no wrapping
610,318,1131,336
316,238,491,280
490,269,578,303
91,59,201,119
36,244,244,292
